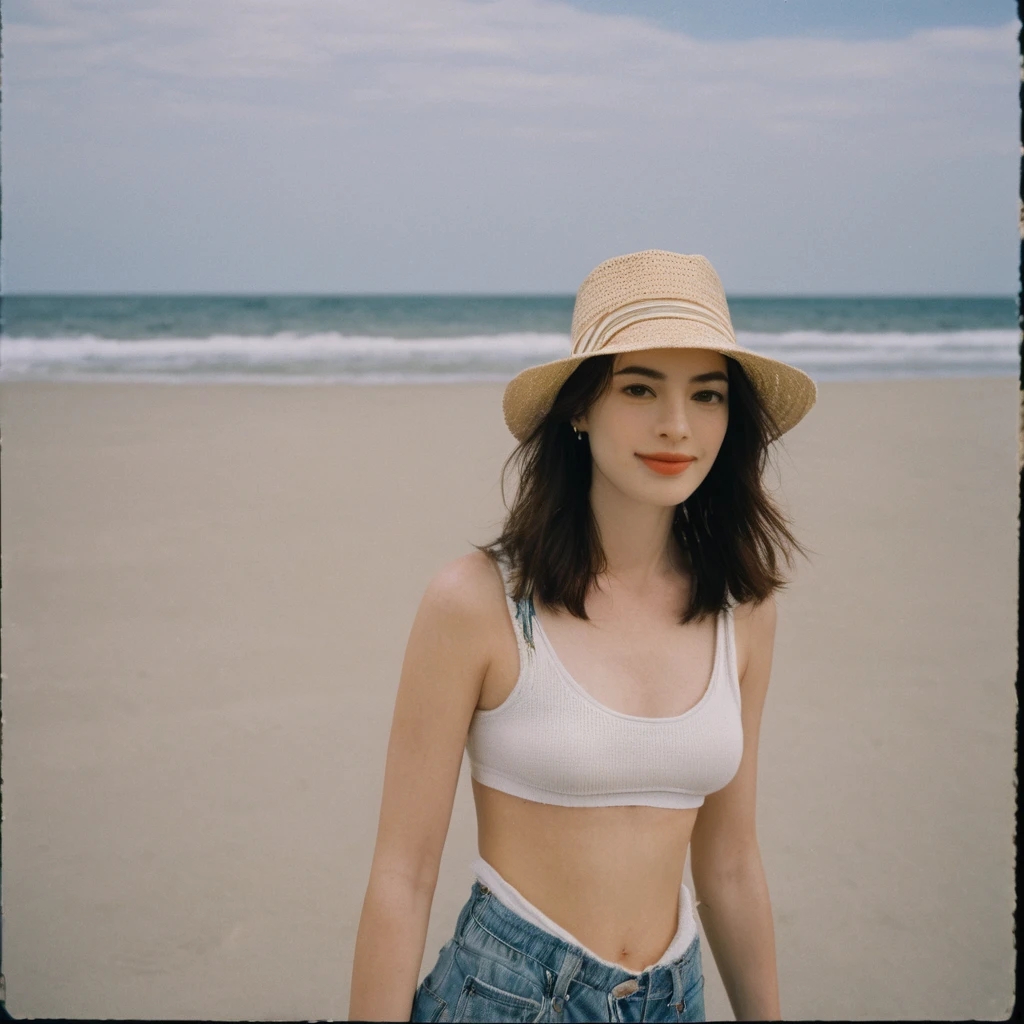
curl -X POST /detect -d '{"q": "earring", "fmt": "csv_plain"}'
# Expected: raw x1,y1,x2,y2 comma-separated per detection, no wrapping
574,426,585,441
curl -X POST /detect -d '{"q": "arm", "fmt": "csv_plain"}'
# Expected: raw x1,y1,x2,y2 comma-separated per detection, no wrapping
689,594,781,1021
347,554,495,1022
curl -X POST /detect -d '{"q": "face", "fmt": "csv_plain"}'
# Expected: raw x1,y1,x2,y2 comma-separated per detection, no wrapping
572,347,730,508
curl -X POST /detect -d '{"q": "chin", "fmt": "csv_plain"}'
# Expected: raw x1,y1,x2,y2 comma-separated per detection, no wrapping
637,485,692,508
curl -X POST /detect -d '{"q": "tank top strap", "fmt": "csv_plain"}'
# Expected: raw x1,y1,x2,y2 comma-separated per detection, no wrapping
494,552,538,658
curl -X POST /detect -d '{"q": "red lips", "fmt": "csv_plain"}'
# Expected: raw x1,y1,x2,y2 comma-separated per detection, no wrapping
636,453,696,476
636,452,696,463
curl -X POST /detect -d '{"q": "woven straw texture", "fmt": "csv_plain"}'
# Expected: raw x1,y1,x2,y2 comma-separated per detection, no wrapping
570,251,734,346
502,249,817,443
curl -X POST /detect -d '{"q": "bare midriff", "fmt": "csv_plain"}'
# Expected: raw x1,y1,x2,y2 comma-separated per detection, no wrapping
469,553,749,972
472,779,700,971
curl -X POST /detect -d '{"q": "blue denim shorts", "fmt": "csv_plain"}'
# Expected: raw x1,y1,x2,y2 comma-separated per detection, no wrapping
410,879,706,1023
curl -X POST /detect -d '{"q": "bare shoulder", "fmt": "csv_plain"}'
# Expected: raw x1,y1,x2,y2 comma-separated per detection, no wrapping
423,550,506,618
418,550,509,652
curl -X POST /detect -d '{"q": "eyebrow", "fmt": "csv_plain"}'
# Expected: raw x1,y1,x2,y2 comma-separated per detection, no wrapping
612,365,729,384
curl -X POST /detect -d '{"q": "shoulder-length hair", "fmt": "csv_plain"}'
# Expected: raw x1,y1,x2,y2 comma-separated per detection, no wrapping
474,353,810,624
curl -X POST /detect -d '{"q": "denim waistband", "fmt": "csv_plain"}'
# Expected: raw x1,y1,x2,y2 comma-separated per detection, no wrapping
453,877,701,1009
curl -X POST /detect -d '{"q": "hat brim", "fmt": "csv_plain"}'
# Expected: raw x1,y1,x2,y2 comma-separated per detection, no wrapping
502,319,817,443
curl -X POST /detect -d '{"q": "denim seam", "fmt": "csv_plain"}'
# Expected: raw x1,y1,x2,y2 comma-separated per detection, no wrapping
417,981,448,1023
467,900,554,975
454,926,546,1004
434,940,457,995
456,972,542,1013
454,950,541,1002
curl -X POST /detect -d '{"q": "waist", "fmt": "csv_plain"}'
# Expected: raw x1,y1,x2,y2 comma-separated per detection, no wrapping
470,855,698,976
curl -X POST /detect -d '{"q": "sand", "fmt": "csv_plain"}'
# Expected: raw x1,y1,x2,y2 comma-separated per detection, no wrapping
0,376,1017,1021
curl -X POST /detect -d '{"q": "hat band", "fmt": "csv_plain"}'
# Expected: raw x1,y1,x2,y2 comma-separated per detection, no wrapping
574,298,736,355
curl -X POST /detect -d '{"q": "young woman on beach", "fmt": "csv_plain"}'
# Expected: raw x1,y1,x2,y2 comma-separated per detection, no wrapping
348,250,816,1023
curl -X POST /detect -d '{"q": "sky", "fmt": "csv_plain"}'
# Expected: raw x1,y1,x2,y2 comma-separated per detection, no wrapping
2,0,1019,295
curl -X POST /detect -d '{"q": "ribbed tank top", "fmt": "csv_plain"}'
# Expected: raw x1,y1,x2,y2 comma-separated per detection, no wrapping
466,553,744,808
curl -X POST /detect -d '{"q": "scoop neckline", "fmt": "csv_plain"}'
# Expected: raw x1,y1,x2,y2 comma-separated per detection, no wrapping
530,606,723,724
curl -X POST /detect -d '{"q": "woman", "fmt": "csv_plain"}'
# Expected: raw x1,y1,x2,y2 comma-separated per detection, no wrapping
348,250,816,1023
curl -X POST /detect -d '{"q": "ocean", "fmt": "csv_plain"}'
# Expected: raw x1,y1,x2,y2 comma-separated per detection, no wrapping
0,294,1017,385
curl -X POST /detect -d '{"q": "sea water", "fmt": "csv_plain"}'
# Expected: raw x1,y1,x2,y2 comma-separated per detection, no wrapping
0,294,1017,385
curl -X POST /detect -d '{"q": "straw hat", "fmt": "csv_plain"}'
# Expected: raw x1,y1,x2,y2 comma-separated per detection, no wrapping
502,249,817,442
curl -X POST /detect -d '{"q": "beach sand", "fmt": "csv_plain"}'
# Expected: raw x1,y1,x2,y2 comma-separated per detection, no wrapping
0,376,1017,1020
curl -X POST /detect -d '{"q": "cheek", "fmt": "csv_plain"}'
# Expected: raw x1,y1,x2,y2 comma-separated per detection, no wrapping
588,436,640,485
702,410,729,451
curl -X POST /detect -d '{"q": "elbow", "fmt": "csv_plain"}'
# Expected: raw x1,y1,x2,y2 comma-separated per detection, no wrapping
368,858,440,900
691,840,763,899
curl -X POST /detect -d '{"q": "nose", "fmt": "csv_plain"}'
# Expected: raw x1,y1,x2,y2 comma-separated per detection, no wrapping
658,391,691,440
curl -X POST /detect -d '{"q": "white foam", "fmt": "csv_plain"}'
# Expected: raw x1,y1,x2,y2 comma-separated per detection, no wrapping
0,329,1017,384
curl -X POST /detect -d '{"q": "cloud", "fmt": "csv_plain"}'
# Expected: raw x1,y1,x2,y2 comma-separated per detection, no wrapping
8,0,1016,137
4,0,1016,292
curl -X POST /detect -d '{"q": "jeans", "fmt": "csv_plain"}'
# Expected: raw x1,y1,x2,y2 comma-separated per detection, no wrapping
410,879,706,1023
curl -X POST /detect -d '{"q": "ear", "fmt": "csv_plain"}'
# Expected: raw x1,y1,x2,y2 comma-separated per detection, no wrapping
571,415,589,431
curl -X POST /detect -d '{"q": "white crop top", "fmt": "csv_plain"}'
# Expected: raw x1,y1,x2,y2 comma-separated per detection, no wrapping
465,554,744,809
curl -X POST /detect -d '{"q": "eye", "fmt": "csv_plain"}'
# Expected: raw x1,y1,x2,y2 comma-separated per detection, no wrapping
622,384,653,397
694,390,726,403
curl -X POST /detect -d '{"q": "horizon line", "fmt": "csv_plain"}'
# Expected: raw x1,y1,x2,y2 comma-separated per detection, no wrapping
3,291,1018,300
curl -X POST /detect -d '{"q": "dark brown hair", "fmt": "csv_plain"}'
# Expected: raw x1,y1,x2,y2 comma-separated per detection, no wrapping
474,353,810,624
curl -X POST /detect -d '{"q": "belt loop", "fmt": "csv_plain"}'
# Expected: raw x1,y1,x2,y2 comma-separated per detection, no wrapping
472,880,492,914
472,882,491,918
550,949,583,1014
457,880,487,941
670,959,686,1014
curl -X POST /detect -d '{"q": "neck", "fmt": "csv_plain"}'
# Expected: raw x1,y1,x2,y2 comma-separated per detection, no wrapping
587,467,688,593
